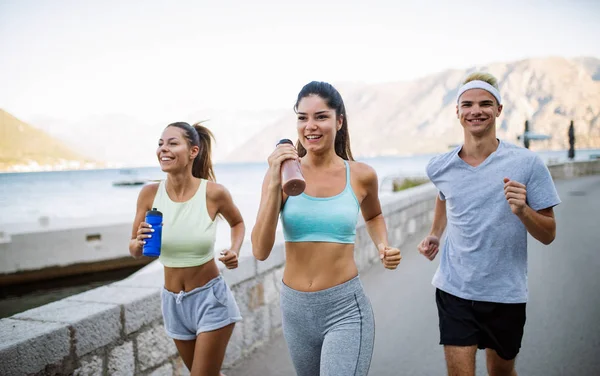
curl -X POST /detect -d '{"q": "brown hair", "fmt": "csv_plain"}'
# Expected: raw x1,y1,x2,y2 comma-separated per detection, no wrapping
294,81,354,161
167,122,216,181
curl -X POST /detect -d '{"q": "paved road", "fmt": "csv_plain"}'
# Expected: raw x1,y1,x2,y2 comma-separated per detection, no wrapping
227,175,600,376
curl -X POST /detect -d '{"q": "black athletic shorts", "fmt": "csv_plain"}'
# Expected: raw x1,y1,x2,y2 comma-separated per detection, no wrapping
436,288,526,360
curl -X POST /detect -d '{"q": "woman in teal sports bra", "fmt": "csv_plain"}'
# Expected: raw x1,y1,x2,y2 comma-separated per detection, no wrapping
251,81,402,376
129,122,244,376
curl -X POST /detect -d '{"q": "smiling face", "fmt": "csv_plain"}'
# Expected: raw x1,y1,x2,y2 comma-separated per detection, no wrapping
456,88,503,138
296,94,343,155
156,126,199,173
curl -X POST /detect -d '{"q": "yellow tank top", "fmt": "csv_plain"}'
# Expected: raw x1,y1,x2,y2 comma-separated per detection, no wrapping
152,179,217,268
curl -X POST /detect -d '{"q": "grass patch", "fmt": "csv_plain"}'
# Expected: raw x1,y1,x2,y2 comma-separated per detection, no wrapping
392,177,429,192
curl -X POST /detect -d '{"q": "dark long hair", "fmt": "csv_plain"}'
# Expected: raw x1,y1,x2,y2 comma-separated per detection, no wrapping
167,122,216,181
293,81,354,161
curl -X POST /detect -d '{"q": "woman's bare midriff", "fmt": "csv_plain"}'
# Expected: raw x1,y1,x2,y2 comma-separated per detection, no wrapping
283,242,358,292
163,259,221,293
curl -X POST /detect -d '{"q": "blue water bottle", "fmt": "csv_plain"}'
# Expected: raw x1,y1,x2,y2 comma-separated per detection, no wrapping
142,208,162,257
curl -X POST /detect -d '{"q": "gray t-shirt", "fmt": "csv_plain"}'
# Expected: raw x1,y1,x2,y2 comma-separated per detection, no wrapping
426,140,561,303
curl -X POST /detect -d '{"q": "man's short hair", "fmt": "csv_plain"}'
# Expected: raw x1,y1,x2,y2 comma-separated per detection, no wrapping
463,72,499,90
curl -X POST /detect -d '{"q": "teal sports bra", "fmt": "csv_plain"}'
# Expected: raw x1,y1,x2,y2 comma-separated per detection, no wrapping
281,160,360,243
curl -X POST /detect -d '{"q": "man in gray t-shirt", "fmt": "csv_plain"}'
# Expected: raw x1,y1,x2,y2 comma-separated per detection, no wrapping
418,72,560,376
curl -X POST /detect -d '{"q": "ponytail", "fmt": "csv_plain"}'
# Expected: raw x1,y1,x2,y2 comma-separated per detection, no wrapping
166,121,216,181
191,122,216,181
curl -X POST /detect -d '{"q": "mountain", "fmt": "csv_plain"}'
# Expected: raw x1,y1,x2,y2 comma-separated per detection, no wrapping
0,109,96,172
30,108,288,167
186,108,288,162
28,113,164,167
575,57,600,81
225,56,600,162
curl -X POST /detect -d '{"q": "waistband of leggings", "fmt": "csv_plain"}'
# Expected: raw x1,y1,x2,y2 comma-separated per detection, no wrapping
162,274,223,298
281,275,364,304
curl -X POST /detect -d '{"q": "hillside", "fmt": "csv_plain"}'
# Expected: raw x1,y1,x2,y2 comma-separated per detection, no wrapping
226,56,600,162
29,109,287,166
0,109,94,172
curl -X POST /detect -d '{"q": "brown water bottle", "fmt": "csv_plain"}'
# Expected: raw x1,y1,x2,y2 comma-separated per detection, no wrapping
277,139,306,196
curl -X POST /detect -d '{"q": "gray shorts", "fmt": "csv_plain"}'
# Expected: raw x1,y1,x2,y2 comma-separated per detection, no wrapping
161,275,242,340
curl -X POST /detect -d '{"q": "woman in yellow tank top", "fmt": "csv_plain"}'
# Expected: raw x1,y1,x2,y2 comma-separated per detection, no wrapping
129,122,244,376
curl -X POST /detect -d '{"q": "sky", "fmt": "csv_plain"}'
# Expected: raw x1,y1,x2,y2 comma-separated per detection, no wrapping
1,0,599,127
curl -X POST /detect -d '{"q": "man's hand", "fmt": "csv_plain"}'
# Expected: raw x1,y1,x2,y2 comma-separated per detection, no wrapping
503,178,527,216
418,235,440,261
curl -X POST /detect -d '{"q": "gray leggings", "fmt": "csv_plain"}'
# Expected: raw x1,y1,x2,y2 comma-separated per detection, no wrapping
280,276,375,376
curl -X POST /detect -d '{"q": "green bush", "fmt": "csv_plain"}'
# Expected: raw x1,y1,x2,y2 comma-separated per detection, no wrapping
392,177,429,192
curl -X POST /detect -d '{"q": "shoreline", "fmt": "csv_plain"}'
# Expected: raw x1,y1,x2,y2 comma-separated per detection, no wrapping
3,147,598,175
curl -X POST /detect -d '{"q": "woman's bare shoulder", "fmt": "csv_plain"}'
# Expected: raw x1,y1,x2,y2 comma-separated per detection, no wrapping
139,182,160,198
206,180,230,201
348,160,377,184
136,182,160,209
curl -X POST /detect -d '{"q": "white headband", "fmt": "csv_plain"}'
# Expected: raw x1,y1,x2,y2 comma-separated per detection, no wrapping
456,80,502,105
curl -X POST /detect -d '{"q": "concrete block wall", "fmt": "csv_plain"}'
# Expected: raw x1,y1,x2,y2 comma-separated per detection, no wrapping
0,217,133,275
547,159,600,179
